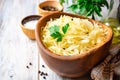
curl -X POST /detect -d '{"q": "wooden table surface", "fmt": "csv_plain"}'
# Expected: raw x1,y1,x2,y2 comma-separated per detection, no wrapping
0,0,119,80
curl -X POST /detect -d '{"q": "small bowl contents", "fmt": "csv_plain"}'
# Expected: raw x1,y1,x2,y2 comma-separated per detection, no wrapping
38,1,63,16
42,6,58,11
24,20,38,29
20,15,41,40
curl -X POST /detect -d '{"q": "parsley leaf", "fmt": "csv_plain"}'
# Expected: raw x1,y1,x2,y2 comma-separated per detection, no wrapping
57,35,63,42
59,0,65,5
59,0,68,5
63,0,110,20
50,32,61,39
49,23,69,42
49,25,63,42
50,32,63,42
62,23,69,34
49,25,59,35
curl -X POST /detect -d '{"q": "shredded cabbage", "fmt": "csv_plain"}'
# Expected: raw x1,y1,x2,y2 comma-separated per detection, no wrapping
42,15,108,56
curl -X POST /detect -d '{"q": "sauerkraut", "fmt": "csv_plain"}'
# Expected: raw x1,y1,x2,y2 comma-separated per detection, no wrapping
42,15,108,56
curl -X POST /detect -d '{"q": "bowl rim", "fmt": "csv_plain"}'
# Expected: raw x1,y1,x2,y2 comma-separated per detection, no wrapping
35,12,113,60
38,1,63,13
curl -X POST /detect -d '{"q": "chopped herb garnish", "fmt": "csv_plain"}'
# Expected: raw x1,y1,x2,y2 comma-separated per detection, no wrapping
49,25,59,35
62,23,69,34
49,25,63,42
50,32,62,39
49,23,69,42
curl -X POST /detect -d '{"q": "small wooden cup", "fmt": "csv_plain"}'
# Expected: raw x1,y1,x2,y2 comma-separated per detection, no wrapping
38,1,63,16
20,15,41,40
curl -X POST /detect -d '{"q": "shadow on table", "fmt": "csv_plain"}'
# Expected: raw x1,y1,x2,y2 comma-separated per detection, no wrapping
61,72,92,80
113,74,120,80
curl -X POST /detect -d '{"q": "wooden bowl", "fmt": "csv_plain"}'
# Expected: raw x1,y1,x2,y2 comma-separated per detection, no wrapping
35,12,113,78
38,1,63,16
20,15,41,40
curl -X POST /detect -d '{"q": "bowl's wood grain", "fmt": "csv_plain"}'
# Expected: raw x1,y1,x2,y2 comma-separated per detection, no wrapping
35,12,113,78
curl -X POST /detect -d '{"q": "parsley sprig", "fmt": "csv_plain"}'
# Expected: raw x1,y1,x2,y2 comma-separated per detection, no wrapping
49,23,69,42
59,0,114,20
69,0,109,19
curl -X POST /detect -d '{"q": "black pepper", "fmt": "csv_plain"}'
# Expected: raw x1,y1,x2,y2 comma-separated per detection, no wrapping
43,76,46,79
63,48,65,50
10,75,13,78
38,70,41,74
42,65,45,68
45,73,48,76
26,66,29,69
42,6,58,11
39,71,48,79
40,64,48,79
40,72,44,76
29,62,32,65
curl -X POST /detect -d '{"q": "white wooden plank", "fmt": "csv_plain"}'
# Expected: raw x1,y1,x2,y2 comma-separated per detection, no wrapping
0,0,41,80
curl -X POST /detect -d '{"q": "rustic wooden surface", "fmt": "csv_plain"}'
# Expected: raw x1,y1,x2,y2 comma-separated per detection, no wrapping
0,0,119,80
